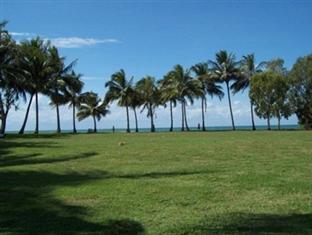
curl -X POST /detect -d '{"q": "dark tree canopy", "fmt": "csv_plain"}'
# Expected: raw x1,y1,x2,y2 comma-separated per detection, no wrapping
289,54,312,129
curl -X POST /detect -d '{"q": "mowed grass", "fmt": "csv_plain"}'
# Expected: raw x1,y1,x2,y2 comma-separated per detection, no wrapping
0,131,312,235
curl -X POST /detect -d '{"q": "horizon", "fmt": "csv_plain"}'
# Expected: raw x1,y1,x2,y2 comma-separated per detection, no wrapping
5,124,299,134
2,0,312,131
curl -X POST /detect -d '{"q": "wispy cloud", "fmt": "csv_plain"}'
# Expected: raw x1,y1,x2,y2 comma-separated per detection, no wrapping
10,32,35,37
49,37,120,48
10,32,121,48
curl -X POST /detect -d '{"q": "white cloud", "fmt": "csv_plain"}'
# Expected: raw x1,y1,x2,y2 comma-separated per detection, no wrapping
9,32,35,37
48,37,120,48
10,32,121,48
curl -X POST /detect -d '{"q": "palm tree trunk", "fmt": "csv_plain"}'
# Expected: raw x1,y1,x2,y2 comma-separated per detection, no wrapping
267,112,271,130
181,101,185,131
150,103,155,132
278,114,281,130
250,102,256,131
0,115,6,136
93,116,97,133
0,104,10,135
226,82,235,130
201,96,206,131
169,100,173,132
19,94,34,134
126,105,130,133
0,113,6,135
133,107,138,132
0,121,4,135
56,103,61,133
34,92,39,134
73,105,77,133
0,95,4,136
184,102,190,131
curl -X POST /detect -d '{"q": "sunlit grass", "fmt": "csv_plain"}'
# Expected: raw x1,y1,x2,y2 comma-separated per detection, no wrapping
0,131,311,234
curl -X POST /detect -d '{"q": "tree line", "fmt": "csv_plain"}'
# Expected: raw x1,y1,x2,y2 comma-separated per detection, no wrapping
1,21,311,136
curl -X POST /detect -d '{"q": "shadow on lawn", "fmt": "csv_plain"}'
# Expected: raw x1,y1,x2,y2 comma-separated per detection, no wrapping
182,213,312,235
0,170,145,234
116,170,212,179
5,133,73,139
0,138,101,168
0,139,60,158
0,140,145,235
0,151,99,168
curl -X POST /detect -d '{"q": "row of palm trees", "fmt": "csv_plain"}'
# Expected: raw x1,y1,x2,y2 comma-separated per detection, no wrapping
16,39,88,134
0,22,109,135
1,21,284,134
104,52,265,133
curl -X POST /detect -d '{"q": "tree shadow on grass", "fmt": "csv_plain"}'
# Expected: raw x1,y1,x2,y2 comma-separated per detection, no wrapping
116,170,214,180
0,139,59,150
0,139,60,162
0,139,145,234
5,133,73,139
0,170,145,235
182,213,312,235
0,151,99,168
0,134,69,164
0,138,94,168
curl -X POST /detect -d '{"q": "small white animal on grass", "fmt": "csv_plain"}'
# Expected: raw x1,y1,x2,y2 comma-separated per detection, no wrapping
118,142,126,146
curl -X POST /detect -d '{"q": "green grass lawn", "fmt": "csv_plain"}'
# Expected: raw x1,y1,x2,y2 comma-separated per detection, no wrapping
0,131,312,235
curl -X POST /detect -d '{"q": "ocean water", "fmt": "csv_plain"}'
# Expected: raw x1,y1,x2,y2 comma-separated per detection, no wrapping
8,124,300,134
96,124,300,133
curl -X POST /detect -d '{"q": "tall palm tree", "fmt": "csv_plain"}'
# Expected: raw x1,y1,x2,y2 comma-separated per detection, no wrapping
231,54,265,130
0,21,11,86
158,72,178,132
63,71,84,133
191,62,224,131
170,65,202,131
0,21,28,135
0,22,26,136
77,92,109,133
105,69,133,133
136,76,159,132
129,87,142,132
17,37,51,134
209,50,241,130
46,46,77,133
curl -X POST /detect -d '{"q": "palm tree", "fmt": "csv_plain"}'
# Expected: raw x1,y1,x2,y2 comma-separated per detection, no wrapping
0,21,11,85
209,50,241,130
46,46,77,133
158,72,178,132
105,69,133,133
129,87,142,132
231,54,265,130
17,37,51,134
63,71,84,133
136,76,159,132
0,78,26,136
191,62,224,131
170,65,202,131
77,92,109,133
0,22,26,136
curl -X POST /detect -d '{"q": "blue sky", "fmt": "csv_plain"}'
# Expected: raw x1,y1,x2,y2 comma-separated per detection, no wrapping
2,0,312,131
